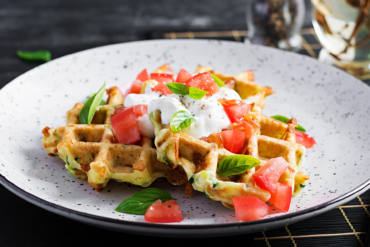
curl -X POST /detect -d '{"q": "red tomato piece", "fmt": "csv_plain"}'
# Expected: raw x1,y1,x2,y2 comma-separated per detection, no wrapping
295,130,316,148
113,105,148,118
151,82,173,95
221,130,245,154
268,182,292,212
150,73,173,84
232,120,255,140
233,197,270,222
111,107,141,144
176,69,192,84
252,157,289,193
136,69,149,82
185,72,220,96
120,79,143,98
145,199,183,223
219,99,252,123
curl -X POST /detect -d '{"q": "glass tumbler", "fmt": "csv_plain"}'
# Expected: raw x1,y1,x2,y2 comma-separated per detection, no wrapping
246,0,305,51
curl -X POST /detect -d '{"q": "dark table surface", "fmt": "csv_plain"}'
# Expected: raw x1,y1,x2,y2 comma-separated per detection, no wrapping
1,1,370,246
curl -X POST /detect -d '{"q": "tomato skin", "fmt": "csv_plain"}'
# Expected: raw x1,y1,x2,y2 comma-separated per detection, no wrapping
113,105,148,118
145,199,183,223
120,79,143,98
232,120,255,140
252,157,289,193
218,99,251,123
150,73,173,84
233,197,270,222
268,182,292,212
185,72,220,96
136,69,149,82
295,130,316,148
176,69,193,84
111,107,141,144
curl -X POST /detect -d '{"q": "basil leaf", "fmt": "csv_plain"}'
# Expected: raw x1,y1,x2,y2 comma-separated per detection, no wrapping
16,50,51,62
79,83,106,124
211,74,225,87
300,184,306,189
115,188,173,215
218,155,260,177
167,83,189,95
270,115,306,133
99,99,106,106
189,87,207,99
170,110,196,132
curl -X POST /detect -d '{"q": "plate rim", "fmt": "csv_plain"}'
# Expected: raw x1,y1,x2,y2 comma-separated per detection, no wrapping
1,39,370,230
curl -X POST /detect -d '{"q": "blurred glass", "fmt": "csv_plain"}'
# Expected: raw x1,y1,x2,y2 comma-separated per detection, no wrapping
312,0,370,79
246,0,305,51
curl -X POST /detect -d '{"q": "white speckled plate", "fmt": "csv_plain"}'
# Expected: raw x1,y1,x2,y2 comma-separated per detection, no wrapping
1,40,370,238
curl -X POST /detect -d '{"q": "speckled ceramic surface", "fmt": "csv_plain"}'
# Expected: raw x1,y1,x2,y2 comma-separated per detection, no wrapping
1,40,370,237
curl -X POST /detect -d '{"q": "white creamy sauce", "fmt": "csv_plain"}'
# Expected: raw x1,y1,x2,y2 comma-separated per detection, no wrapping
123,82,241,138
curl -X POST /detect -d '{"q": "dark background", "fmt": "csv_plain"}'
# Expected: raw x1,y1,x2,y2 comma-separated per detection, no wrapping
1,1,369,247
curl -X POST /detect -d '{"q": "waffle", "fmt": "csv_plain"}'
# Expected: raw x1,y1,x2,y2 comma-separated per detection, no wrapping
151,104,309,208
195,66,275,109
42,86,176,191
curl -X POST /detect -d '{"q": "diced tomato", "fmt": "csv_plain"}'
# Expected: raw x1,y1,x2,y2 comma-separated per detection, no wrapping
295,130,316,148
232,120,255,140
268,182,292,212
150,73,173,84
145,199,183,223
219,99,251,123
111,107,141,144
151,82,173,95
185,72,220,96
132,104,148,118
136,69,149,82
120,79,143,98
252,157,289,193
222,130,245,154
233,197,270,222
207,130,245,154
113,105,148,118
176,69,192,84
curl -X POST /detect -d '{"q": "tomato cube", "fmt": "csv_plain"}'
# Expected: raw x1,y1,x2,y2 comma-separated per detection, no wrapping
219,99,251,123
268,182,292,212
113,105,148,118
151,82,173,95
233,197,270,222
295,130,316,148
111,107,141,144
221,130,245,154
232,120,255,140
145,199,183,223
185,72,220,96
252,157,289,193
136,69,149,82
176,69,192,84
150,73,173,84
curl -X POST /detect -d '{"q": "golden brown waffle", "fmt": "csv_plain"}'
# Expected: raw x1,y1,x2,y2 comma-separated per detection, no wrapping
42,86,174,191
150,105,309,208
195,66,275,109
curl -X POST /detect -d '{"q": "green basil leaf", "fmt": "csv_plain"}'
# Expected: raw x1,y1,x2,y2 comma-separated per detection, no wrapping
211,74,225,87
167,82,189,95
189,87,207,100
170,110,196,132
115,188,173,215
300,184,306,189
270,115,306,133
16,50,51,62
218,155,260,177
79,83,106,124
99,99,106,106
